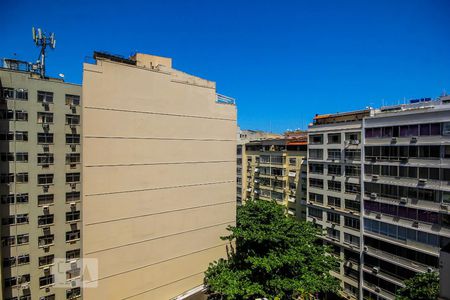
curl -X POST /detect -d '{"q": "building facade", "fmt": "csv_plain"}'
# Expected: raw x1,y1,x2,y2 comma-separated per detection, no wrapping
362,97,450,299
0,60,82,300
82,52,236,299
306,110,368,299
244,137,308,219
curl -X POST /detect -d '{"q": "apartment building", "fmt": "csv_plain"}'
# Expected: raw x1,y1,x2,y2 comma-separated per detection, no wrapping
307,110,369,299
245,137,308,219
82,52,236,299
236,129,281,205
362,97,450,300
0,59,82,300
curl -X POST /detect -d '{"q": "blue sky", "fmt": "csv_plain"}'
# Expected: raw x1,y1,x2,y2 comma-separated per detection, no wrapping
1,0,449,133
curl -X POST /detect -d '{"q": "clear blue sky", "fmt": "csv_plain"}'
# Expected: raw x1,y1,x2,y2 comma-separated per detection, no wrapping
2,0,449,133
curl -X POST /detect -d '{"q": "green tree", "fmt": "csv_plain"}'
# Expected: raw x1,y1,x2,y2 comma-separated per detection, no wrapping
204,200,340,300
396,271,439,300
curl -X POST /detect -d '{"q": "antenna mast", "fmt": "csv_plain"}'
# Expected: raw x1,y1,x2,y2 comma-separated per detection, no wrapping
32,27,56,78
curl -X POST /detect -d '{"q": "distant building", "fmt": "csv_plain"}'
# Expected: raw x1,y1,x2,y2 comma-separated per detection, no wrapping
244,136,308,219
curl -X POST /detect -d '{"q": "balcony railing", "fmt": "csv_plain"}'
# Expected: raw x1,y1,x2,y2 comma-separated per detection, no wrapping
216,94,235,105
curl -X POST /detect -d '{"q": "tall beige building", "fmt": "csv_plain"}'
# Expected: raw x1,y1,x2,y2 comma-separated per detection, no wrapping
82,52,236,299
0,59,82,300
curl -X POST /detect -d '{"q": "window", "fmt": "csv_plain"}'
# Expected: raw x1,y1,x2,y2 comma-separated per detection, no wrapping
327,180,341,192
0,109,14,119
327,228,340,241
16,173,28,183
66,134,80,144
38,215,54,226
17,254,29,265
66,173,80,183
309,134,323,145
1,194,15,204
309,163,324,174
37,153,54,165
38,234,54,247
309,149,323,160
17,234,29,245
309,178,323,189
37,133,53,144
16,214,29,224
17,193,29,203
37,112,53,123
2,216,14,225
344,217,360,229
328,149,341,160
66,230,80,242
328,164,341,175
344,149,361,161
38,194,54,206
16,152,28,162
15,131,28,141
0,132,14,140
327,212,340,224
1,152,14,161
66,191,80,202
289,158,296,166
344,233,360,246
1,173,14,183
345,183,360,194
66,211,81,222
37,91,54,103
308,207,323,219
345,165,360,177
327,196,341,208
66,249,80,260
15,89,28,100
2,87,14,99
66,114,80,125
39,254,54,267
345,132,360,142
2,236,15,247
15,110,28,121
328,133,341,144
66,287,81,299
39,274,54,287
309,193,324,204
4,277,17,287
345,199,360,212
38,174,54,185
66,268,81,280
3,257,16,267
65,94,80,106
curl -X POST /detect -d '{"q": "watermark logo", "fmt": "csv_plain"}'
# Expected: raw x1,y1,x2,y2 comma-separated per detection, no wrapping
53,258,98,288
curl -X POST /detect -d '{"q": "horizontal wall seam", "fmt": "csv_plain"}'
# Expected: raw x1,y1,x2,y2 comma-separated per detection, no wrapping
84,106,236,121
84,180,235,196
84,136,235,141
122,271,205,300
85,241,230,281
85,200,236,226
85,160,235,168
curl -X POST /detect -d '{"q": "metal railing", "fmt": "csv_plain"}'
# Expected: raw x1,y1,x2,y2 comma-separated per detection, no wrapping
216,93,235,105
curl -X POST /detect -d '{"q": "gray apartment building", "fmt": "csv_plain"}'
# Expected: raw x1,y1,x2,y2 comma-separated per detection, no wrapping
362,96,450,299
0,59,82,300
307,110,368,299
307,95,450,300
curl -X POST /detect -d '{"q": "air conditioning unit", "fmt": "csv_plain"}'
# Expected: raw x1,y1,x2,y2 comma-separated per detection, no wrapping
43,266,50,271
400,197,408,204
400,157,409,163
331,206,335,210
70,103,77,109
372,175,379,181
70,183,76,189
375,287,381,293
411,136,418,143
376,213,382,219
42,123,49,130
70,202,76,207
363,246,368,252
412,221,419,228
350,140,360,145
427,266,434,273
441,204,449,210
418,178,427,185
370,193,377,199
391,137,397,143
372,266,380,274
43,206,49,213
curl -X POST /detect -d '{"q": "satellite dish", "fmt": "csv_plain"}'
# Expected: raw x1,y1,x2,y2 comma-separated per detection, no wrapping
58,73,65,78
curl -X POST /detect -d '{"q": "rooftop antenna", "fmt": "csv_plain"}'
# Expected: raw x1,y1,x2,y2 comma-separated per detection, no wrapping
32,27,56,78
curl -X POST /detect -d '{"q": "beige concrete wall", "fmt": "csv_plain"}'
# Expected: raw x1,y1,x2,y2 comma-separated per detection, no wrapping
82,56,236,299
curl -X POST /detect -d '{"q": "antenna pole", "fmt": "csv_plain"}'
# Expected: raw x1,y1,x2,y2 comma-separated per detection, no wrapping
32,27,56,78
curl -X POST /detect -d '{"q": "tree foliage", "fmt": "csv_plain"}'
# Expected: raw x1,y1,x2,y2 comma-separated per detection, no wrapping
396,271,439,300
204,200,340,300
